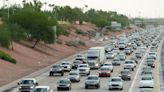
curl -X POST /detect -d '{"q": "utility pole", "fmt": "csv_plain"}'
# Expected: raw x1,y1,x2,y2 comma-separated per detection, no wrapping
6,0,10,19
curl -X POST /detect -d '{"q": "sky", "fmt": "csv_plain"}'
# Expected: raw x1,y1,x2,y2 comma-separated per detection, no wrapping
0,0,164,18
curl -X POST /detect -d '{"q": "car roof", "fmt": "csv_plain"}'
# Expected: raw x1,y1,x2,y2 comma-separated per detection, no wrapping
35,86,50,89
22,78,36,81
88,75,98,77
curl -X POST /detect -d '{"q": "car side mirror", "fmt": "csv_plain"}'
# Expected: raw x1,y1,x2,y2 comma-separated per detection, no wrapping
17,82,20,85
35,83,38,86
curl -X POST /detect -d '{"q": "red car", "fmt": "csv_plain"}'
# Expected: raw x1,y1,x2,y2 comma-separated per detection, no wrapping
98,66,111,77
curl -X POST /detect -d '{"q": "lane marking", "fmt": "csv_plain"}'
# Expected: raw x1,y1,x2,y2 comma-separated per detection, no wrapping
128,48,150,92
156,60,159,92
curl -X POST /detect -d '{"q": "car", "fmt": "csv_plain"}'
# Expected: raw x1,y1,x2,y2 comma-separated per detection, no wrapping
67,70,80,82
78,64,90,75
108,77,123,90
106,52,116,59
146,59,155,68
147,52,157,59
140,88,153,92
102,62,114,72
124,47,133,55
57,78,71,90
124,60,136,71
119,70,131,80
139,75,154,88
72,60,82,69
112,48,120,54
61,61,72,72
32,86,53,92
130,54,139,64
49,64,64,76
75,54,87,63
112,57,121,65
85,75,100,89
140,46,147,53
98,66,111,77
141,70,153,78
119,53,126,61
18,78,38,92
135,51,143,58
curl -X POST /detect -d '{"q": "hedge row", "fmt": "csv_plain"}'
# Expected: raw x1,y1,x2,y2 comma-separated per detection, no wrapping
0,50,17,64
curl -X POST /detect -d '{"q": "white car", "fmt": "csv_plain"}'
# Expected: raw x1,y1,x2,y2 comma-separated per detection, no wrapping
124,60,136,71
139,75,154,88
78,64,90,75
61,61,72,72
106,52,116,59
112,56,121,65
32,86,53,92
67,70,80,82
102,62,114,72
108,77,123,90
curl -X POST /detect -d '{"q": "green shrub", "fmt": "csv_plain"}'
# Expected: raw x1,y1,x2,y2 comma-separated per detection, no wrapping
65,41,78,47
0,50,17,64
75,29,86,36
79,40,86,46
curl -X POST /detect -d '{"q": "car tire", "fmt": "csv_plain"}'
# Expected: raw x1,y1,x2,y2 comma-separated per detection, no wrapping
61,72,64,76
132,68,134,71
129,78,131,80
97,84,100,89
120,87,123,90
109,88,111,90
85,85,88,89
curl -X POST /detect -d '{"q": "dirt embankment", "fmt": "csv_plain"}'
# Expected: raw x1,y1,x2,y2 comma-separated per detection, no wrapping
0,24,133,86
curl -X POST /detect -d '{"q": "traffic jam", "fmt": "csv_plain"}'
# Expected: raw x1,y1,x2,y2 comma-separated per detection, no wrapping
17,28,164,92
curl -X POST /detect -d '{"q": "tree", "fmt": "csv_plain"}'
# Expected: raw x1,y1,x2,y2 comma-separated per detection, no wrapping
0,26,11,48
9,8,56,48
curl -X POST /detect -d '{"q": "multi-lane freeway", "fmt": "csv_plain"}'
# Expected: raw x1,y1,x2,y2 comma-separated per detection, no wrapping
1,28,164,92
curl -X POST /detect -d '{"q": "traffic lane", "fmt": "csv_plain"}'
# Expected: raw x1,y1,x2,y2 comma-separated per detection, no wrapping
130,45,162,92
11,50,139,92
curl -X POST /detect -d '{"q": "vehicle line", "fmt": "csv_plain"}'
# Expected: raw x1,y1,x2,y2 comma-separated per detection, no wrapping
128,48,150,92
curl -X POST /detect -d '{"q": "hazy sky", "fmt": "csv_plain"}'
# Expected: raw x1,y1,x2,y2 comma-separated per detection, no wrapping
0,0,164,18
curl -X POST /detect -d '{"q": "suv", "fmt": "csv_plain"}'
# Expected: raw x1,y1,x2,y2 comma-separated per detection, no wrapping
61,61,72,72
85,75,100,89
124,60,136,71
124,47,133,55
78,64,90,75
18,78,38,92
49,64,64,76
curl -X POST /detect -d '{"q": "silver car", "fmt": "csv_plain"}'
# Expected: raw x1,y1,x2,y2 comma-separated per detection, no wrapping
85,75,100,89
67,70,80,82
108,77,123,90
57,78,71,90
78,64,90,75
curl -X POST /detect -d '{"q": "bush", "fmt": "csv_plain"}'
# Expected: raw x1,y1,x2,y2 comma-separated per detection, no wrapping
79,40,86,46
75,29,86,36
65,41,78,47
0,50,17,64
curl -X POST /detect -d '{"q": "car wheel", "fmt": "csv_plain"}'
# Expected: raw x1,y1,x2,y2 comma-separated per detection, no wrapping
120,87,123,90
132,68,134,71
129,78,131,80
97,84,100,89
85,85,88,89
57,87,60,91
61,72,64,76
109,88,111,90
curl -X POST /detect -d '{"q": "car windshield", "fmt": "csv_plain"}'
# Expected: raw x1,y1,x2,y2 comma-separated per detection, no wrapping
87,76,98,80
142,77,152,80
21,80,34,84
104,64,112,66
100,67,110,70
62,63,70,65
52,65,60,68
79,65,87,67
111,78,121,82
125,61,133,64
58,80,69,83
33,88,47,92
69,73,78,75
149,53,155,55
121,71,129,74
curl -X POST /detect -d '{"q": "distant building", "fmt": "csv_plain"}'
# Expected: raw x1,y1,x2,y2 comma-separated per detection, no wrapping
111,21,122,31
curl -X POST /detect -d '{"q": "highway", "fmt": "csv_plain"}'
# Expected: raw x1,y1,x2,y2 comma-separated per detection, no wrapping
1,30,163,92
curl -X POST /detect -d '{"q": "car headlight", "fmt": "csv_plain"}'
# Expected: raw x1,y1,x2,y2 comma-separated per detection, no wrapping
50,68,53,71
